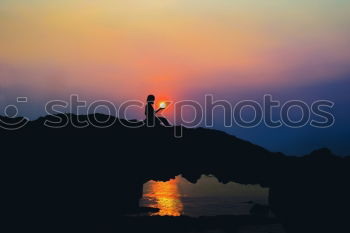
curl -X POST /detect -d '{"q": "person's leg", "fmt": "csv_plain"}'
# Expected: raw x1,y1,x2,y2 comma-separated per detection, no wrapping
145,117,155,127
158,117,171,126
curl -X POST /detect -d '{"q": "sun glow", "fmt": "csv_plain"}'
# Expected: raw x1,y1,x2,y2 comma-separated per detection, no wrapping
159,102,167,109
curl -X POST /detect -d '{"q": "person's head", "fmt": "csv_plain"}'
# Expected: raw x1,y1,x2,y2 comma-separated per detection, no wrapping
147,95,155,104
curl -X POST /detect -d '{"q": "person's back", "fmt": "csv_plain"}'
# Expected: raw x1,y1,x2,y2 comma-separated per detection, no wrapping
145,100,155,126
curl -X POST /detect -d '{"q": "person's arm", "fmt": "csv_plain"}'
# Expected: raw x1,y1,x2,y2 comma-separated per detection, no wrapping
155,108,164,113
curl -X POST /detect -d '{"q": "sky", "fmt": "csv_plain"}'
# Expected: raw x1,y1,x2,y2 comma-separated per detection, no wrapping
1,0,350,155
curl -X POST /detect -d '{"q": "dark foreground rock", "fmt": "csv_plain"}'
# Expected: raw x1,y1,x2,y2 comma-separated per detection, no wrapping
1,114,349,233
98,215,282,233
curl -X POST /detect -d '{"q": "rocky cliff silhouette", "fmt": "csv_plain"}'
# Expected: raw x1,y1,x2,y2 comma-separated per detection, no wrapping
1,114,349,233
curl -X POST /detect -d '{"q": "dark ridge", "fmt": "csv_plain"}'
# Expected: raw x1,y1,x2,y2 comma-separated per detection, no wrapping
1,114,349,233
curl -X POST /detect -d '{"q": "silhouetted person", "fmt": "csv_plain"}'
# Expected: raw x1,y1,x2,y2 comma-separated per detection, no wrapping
145,95,171,127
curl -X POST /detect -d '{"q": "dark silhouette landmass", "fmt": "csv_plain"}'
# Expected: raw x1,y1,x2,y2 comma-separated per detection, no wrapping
1,114,349,233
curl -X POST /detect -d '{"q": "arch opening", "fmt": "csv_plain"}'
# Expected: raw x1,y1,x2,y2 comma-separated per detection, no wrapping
141,175,269,217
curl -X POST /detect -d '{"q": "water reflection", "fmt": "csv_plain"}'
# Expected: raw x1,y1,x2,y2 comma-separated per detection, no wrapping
141,175,268,217
142,177,183,216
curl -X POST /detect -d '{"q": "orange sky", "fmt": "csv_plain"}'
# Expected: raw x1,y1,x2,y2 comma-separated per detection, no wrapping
1,0,350,101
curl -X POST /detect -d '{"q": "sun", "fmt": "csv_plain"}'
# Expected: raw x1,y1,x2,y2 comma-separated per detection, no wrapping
159,102,167,109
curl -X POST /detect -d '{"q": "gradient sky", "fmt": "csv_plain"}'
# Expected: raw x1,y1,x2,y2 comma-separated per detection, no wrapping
1,0,350,155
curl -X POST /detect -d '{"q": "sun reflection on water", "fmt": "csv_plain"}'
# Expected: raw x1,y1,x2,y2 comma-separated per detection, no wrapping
143,177,183,216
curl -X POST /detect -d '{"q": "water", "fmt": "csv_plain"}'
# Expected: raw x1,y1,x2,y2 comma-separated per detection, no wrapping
141,175,269,217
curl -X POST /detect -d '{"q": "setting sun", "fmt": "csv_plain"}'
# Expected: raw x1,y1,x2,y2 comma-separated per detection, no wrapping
159,102,167,109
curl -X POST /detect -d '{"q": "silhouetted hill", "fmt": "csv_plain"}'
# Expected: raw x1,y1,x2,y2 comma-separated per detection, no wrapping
1,114,349,233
